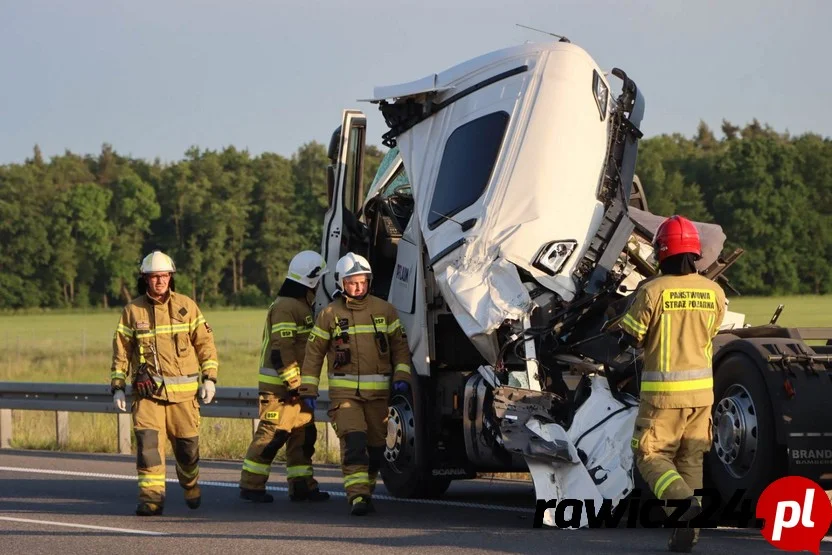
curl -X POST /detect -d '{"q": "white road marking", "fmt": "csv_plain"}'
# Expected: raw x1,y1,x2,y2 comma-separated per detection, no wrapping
0,516,166,536
0,465,829,541
0,465,531,513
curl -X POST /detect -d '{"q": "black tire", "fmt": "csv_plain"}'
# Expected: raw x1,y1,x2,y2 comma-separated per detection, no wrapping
380,389,451,498
705,353,782,507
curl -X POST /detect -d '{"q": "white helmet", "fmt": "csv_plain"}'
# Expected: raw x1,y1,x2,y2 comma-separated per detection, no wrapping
335,252,372,291
286,250,327,289
140,250,176,274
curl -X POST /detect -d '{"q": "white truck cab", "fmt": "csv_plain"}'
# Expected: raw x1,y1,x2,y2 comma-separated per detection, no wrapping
315,37,832,523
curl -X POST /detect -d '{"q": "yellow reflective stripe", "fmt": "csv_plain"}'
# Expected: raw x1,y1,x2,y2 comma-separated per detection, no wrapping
189,315,206,331
705,313,715,363
135,324,190,338
280,367,300,381
164,381,200,393
110,371,126,381
311,326,330,340
164,374,199,385
641,377,714,392
242,459,271,476
330,379,390,390
388,319,402,333
177,465,199,479
658,314,670,372
654,470,683,499
259,330,270,367
296,326,312,335
621,313,647,334
394,364,411,375
201,360,218,370
331,324,386,335
301,376,320,386
344,471,370,488
286,465,313,479
117,324,134,338
138,474,166,488
259,373,284,386
272,322,298,333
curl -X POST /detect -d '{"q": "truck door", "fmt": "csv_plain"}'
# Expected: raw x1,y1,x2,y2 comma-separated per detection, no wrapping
316,110,368,312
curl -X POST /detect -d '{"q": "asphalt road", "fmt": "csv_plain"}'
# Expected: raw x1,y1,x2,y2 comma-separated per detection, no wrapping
0,449,829,555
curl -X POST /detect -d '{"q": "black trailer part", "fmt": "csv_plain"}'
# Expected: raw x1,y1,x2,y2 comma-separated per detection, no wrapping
706,329,832,506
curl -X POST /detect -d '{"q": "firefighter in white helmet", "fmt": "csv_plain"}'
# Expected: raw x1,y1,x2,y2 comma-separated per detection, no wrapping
110,250,219,516
300,252,413,516
239,251,331,503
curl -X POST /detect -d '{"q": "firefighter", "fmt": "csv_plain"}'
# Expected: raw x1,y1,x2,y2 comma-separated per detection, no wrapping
110,250,219,517
612,215,726,552
239,251,331,503
299,252,412,516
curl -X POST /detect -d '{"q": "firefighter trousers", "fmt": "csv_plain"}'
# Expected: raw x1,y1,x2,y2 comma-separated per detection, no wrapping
328,397,389,504
632,402,713,506
240,393,319,496
133,396,201,506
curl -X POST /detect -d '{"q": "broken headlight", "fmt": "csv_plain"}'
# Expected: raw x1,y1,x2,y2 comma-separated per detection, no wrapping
532,240,577,276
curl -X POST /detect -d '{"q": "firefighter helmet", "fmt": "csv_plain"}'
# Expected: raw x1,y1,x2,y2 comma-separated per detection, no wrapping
335,253,372,291
286,250,327,289
140,251,176,274
653,215,701,262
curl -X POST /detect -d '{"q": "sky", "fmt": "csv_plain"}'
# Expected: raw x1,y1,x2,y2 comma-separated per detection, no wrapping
1,0,829,165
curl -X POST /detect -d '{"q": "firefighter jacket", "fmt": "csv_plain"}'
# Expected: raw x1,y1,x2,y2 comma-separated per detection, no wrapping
110,291,219,403
618,272,726,409
257,293,315,397
299,293,412,402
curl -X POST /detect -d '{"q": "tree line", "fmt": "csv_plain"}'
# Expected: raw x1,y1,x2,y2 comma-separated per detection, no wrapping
0,142,384,309
638,119,832,295
0,119,830,309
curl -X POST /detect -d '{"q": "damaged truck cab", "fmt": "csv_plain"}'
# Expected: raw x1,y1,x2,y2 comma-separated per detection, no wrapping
316,38,832,522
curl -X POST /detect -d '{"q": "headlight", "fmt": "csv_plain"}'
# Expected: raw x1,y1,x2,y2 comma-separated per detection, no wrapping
532,240,578,276
592,70,608,121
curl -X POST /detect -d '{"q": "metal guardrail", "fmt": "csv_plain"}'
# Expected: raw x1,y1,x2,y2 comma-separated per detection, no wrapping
0,382,333,455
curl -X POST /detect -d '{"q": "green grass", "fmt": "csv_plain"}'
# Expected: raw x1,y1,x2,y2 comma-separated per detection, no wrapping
1,297,829,461
724,295,831,328
0,307,336,462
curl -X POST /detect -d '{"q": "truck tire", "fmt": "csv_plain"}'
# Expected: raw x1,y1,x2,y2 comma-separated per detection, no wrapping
380,389,451,498
706,353,781,506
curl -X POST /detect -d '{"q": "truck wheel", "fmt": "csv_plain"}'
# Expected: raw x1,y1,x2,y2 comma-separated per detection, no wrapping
706,353,781,504
381,390,451,498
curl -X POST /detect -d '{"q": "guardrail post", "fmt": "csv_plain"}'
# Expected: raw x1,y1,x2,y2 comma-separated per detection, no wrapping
0,408,11,448
118,413,132,454
324,423,337,456
56,411,69,448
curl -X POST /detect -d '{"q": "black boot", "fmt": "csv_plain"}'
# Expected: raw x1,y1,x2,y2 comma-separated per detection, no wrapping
290,480,331,502
668,527,698,553
184,485,201,509
350,495,370,516
136,502,164,516
240,488,274,503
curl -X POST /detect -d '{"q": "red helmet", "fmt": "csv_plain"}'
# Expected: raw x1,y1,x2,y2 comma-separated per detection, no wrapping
653,215,701,262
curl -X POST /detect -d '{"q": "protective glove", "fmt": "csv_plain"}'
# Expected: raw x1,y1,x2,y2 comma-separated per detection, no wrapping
301,396,317,411
392,381,410,394
113,390,126,412
199,379,216,404
134,364,158,399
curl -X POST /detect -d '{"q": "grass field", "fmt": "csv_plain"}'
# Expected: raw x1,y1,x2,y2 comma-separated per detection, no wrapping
0,307,336,462
1,296,829,462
